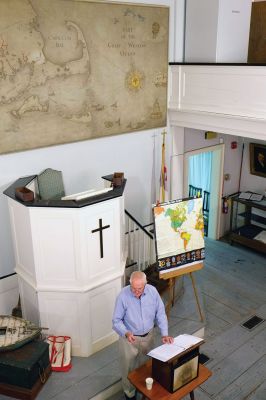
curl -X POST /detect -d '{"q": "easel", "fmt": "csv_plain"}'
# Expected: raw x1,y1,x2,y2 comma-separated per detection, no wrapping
159,262,204,322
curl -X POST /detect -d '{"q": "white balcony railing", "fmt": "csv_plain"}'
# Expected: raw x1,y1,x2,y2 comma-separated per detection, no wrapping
168,64,266,141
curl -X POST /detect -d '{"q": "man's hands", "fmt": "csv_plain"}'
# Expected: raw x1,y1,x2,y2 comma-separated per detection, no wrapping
162,335,174,344
125,332,173,344
125,331,136,343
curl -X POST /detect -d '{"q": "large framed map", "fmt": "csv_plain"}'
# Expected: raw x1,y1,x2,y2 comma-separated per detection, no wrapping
0,0,169,154
153,198,205,272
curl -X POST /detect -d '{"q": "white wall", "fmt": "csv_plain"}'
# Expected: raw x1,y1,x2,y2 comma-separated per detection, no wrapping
0,0,186,278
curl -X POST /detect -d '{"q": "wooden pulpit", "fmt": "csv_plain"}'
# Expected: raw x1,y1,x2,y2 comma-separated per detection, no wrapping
152,341,203,393
4,174,127,356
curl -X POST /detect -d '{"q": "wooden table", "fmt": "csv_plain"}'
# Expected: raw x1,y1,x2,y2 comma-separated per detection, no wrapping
128,360,212,400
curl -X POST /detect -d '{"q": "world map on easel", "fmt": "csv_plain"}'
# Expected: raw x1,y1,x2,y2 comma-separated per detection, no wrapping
153,198,205,272
0,0,169,154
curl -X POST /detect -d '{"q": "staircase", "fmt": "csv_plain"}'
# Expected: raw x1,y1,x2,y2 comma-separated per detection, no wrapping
124,210,170,295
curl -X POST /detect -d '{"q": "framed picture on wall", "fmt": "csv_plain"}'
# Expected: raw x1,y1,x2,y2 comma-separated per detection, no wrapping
250,143,266,178
0,0,169,155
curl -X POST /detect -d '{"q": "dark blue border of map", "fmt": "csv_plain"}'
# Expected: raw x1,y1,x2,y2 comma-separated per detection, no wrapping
157,248,205,272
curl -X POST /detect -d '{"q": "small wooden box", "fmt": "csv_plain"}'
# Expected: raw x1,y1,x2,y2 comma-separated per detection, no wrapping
152,346,200,393
112,172,124,187
15,187,34,202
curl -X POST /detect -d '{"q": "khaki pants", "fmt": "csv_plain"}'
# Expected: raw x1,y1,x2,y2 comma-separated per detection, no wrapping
119,330,154,397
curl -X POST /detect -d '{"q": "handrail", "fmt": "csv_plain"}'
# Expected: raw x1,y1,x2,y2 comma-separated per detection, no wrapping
124,210,156,274
125,209,153,239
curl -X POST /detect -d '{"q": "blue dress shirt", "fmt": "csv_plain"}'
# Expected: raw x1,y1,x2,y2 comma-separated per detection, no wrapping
112,284,168,337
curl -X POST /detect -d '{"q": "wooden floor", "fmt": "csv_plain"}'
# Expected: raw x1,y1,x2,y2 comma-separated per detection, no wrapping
0,238,265,400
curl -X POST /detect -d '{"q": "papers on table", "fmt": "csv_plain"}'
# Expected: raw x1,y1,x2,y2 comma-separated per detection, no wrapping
147,334,203,362
250,193,264,202
239,192,252,200
239,192,263,202
254,230,266,244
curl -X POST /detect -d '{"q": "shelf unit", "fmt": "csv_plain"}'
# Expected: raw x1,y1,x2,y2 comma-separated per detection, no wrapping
229,194,266,253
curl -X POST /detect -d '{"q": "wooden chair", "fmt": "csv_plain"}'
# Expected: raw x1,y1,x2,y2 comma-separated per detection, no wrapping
189,184,202,198
203,190,210,236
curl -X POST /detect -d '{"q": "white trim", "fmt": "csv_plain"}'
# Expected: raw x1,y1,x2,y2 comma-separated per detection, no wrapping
169,109,266,141
16,267,124,293
159,260,203,275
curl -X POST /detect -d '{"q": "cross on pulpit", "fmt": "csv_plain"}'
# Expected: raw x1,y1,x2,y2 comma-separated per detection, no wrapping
91,218,110,258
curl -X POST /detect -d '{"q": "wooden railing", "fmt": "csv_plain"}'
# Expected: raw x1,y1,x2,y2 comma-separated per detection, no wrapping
124,210,156,273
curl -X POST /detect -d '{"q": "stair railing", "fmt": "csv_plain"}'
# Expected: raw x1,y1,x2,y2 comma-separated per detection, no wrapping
125,210,156,272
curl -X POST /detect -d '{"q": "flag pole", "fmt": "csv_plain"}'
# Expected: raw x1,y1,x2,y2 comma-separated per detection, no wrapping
160,129,167,203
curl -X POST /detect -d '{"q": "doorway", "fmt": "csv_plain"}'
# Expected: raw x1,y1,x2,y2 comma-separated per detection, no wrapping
184,144,225,240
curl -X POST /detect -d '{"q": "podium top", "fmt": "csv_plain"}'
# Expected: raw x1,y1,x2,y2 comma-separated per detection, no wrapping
148,334,204,363
3,174,126,209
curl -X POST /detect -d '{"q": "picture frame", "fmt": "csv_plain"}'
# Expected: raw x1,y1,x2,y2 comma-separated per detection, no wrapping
250,143,266,178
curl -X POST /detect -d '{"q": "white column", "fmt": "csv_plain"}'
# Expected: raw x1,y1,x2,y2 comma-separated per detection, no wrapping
170,126,185,200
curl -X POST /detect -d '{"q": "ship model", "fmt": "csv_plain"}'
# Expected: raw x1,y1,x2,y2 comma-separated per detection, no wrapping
0,315,41,352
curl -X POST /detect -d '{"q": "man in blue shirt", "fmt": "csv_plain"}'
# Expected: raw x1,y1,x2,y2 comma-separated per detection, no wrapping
112,271,173,400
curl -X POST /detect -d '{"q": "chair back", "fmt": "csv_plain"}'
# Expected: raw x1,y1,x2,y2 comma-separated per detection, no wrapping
189,184,202,198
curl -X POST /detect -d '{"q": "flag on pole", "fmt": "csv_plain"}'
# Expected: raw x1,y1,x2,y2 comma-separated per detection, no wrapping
159,130,167,203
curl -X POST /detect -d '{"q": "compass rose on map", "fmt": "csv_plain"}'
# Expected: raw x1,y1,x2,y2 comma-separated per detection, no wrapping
125,65,145,92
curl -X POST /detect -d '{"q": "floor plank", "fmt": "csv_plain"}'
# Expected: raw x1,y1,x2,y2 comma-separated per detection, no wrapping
201,320,265,368
201,328,266,397
215,355,266,400
247,380,266,400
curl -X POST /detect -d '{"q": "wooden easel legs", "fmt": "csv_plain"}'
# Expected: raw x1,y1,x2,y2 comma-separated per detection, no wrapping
189,272,204,322
160,263,205,322
165,273,204,322
165,277,175,317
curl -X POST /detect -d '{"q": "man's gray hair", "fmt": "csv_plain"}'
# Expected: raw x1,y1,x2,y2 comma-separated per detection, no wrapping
129,271,147,284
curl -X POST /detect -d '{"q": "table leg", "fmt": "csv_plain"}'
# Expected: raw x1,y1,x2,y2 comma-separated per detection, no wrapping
189,390,195,400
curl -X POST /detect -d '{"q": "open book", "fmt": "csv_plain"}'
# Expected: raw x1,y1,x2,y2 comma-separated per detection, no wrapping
147,334,203,362
239,192,263,202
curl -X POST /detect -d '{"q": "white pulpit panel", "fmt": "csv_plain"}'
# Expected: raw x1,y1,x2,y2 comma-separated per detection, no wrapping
89,279,120,354
18,277,40,326
38,291,90,356
30,208,79,288
80,199,121,286
8,200,36,284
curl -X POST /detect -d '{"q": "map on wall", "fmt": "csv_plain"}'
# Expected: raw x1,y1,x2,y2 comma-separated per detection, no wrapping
0,0,169,154
153,198,205,273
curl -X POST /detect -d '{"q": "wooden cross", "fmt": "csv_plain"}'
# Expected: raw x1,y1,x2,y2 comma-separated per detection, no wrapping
91,218,110,258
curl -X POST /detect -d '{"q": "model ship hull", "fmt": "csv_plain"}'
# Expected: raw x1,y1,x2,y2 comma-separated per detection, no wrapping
0,315,41,352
